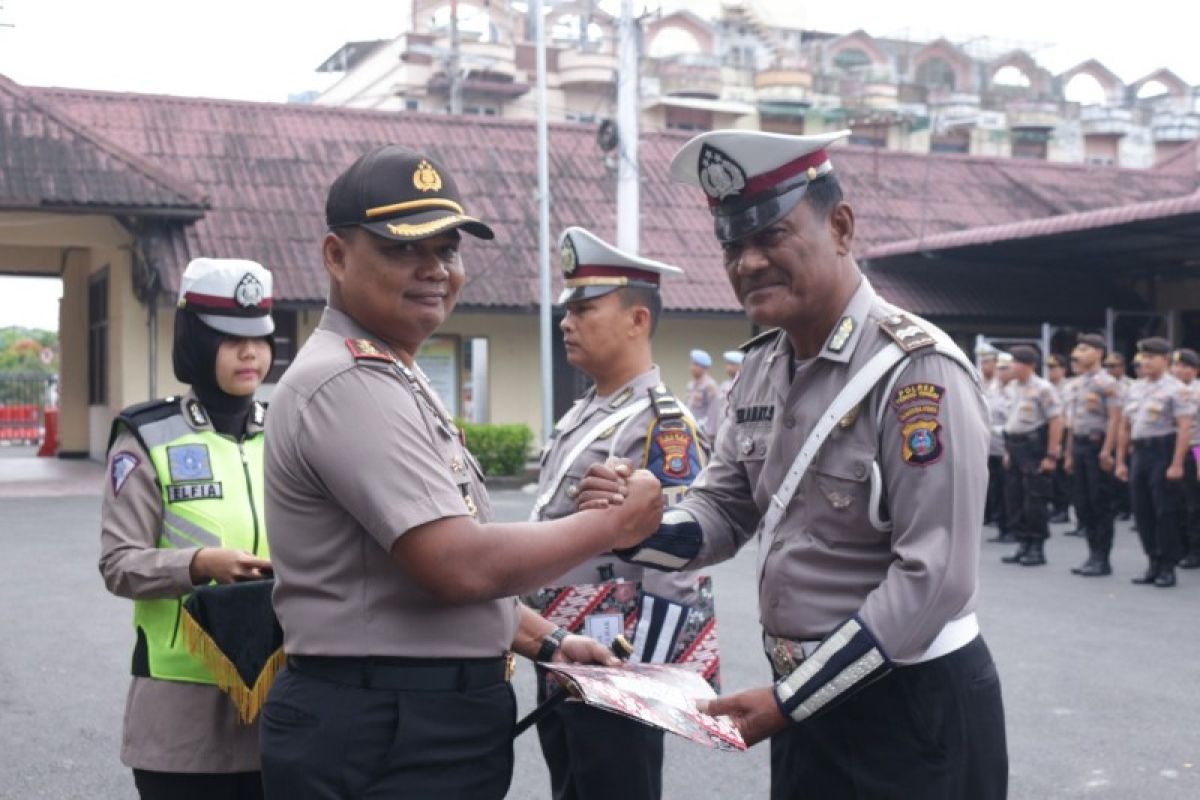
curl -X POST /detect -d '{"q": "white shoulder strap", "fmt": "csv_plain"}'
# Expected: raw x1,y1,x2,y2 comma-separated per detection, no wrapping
530,398,652,520
755,342,910,579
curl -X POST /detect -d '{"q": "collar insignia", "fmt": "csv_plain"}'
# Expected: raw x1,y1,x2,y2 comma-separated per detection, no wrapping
185,399,209,428
828,316,855,353
234,273,264,309
252,401,266,427
609,387,634,409
413,159,443,193
560,237,578,276
698,144,747,201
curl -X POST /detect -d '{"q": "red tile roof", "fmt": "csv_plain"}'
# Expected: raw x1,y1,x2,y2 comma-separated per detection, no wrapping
0,76,204,215
19,81,1200,316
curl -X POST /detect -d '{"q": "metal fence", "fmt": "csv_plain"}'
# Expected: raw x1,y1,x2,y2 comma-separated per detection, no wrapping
0,373,55,445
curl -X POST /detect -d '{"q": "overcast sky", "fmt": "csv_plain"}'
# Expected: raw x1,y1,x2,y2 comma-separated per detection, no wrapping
0,0,1196,330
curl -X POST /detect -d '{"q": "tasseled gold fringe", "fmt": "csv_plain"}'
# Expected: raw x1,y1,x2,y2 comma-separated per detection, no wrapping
179,610,285,725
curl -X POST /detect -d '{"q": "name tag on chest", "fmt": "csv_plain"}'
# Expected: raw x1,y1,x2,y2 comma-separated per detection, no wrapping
167,482,223,503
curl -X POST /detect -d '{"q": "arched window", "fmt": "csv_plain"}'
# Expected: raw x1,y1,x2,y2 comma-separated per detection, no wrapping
915,57,957,91
647,26,703,58
831,47,872,74
993,66,1031,88
1064,73,1107,106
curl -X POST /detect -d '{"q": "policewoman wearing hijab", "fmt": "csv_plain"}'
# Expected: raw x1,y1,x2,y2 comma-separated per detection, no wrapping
99,257,276,800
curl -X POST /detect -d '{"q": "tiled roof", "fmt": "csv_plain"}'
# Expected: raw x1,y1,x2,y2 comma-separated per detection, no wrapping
0,76,204,215
27,82,1200,315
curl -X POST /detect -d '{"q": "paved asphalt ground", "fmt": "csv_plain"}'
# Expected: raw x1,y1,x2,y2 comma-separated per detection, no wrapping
1,453,1198,798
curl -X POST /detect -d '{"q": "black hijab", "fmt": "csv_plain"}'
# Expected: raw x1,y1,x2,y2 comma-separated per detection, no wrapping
172,309,273,438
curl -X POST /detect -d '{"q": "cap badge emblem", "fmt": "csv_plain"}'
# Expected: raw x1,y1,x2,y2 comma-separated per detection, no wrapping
413,159,443,193
560,237,578,276
698,144,746,201
234,273,264,309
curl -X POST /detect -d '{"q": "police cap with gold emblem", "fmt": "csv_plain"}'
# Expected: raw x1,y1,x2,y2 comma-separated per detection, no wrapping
1137,337,1171,356
326,145,494,242
1172,348,1199,368
668,129,851,243
557,226,682,304
177,257,275,338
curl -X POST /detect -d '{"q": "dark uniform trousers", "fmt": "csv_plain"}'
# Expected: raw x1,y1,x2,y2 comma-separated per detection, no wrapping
260,660,515,800
133,770,263,800
1130,435,1185,567
769,636,1007,800
985,456,1007,532
535,674,664,800
1182,448,1200,559
1004,428,1052,543
1071,435,1117,558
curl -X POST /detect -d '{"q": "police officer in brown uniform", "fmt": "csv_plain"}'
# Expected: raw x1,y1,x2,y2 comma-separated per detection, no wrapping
1104,352,1135,520
1000,345,1063,567
1170,348,1200,568
580,130,1006,798
1063,334,1121,576
1115,337,1196,587
258,146,663,798
530,227,708,800
1046,353,1073,524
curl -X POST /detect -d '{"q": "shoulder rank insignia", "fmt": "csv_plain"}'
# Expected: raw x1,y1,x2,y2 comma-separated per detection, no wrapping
345,337,395,362
827,316,855,353
739,328,782,353
649,385,683,420
880,314,935,353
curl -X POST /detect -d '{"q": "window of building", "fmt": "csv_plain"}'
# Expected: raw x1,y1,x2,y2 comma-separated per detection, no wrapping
266,309,298,384
403,98,420,111
87,268,109,406
415,335,490,422
915,57,957,91
665,106,713,131
565,111,598,124
832,47,872,74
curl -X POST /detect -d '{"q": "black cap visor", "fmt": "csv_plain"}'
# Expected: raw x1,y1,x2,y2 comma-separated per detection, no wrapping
713,180,810,244
556,280,658,306
357,208,495,242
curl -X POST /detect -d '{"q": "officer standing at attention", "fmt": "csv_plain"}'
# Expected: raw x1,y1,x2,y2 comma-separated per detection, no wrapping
99,258,276,800
977,343,1006,536
1063,334,1121,577
1000,345,1063,567
1046,354,1072,524
1115,337,1195,587
580,130,1006,797
259,146,662,799
1104,352,1135,521
530,226,707,800
686,348,720,439
1170,348,1200,569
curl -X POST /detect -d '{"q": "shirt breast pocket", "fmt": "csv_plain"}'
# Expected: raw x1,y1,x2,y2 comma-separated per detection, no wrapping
734,427,770,484
807,445,880,547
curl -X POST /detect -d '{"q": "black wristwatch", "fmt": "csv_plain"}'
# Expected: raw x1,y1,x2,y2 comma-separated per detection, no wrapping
536,627,570,662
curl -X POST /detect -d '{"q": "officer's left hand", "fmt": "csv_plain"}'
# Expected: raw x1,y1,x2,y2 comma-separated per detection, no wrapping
1166,462,1184,481
1038,456,1056,473
697,686,788,747
553,634,622,667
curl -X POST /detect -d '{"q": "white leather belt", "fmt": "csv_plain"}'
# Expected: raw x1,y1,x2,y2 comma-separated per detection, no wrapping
916,612,979,663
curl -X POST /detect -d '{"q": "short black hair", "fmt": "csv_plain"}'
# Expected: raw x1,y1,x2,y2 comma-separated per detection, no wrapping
615,286,662,336
804,174,844,218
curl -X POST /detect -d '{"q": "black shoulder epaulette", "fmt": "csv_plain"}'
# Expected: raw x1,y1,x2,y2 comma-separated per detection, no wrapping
739,328,781,352
879,313,936,353
109,396,181,452
647,384,684,420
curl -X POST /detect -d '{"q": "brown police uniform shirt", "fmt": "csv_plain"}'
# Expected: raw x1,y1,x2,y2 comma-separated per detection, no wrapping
266,308,517,658
98,393,262,773
533,365,700,603
1124,374,1196,441
677,278,989,664
687,373,720,437
1003,375,1062,436
1067,369,1118,438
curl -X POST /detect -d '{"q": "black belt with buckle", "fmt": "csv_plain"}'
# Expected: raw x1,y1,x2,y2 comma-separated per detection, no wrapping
288,655,509,692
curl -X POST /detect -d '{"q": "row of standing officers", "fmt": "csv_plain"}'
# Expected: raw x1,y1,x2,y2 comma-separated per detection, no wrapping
979,335,1199,587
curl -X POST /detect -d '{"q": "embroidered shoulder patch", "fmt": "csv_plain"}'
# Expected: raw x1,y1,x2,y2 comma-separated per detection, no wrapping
167,444,213,482
892,383,945,467
901,420,943,466
110,451,140,496
345,337,394,362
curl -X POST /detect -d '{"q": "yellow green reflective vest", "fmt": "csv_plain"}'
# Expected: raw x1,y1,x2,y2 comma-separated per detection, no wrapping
115,395,268,684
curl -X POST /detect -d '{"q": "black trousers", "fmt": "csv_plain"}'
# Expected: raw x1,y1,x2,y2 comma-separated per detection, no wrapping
1005,430,1051,543
1130,435,1185,566
1183,448,1200,557
1052,457,1071,515
535,674,664,800
985,455,1007,532
133,769,263,800
769,636,1007,800
259,663,515,799
1071,435,1116,558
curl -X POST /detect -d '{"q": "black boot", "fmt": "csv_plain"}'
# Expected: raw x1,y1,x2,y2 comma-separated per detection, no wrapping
1131,560,1160,585
1070,553,1095,575
1002,541,1030,564
1077,557,1112,577
1019,540,1047,566
1154,567,1177,588
988,531,1017,544
1178,553,1200,569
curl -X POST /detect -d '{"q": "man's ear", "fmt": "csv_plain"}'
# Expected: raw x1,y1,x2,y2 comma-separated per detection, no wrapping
829,202,855,256
630,304,652,337
322,232,348,285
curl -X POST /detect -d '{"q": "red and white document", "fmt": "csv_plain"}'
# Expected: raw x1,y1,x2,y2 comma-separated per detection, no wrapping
542,662,747,751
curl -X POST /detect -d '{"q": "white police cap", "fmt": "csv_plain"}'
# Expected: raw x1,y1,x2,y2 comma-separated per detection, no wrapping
690,349,712,368
558,226,682,305
723,350,744,365
177,257,275,338
669,129,850,243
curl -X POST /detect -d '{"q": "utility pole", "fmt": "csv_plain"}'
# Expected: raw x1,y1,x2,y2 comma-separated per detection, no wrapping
448,0,463,114
535,0,554,441
615,0,640,253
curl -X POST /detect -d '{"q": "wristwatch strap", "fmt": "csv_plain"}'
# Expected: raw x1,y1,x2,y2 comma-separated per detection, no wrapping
536,627,570,662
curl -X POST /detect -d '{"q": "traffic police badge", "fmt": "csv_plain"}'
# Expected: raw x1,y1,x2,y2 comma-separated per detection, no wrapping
560,236,578,276
698,144,746,201
234,272,265,309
